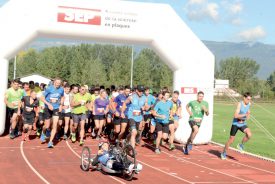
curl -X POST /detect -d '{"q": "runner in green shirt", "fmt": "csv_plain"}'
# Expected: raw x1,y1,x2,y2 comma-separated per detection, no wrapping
71,85,92,146
184,91,209,155
4,79,24,139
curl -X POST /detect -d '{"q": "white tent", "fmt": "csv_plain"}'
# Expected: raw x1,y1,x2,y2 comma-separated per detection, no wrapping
20,73,51,85
0,0,214,144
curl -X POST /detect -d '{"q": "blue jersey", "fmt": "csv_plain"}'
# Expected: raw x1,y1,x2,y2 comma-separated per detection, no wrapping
114,94,129,115
232,101,250,127
144,94,156,115
43,85,64,110
154,100,173,124
98,151,110,166
127,94,146,122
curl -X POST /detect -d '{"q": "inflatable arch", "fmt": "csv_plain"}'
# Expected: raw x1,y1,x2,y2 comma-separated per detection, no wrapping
0,0,214,144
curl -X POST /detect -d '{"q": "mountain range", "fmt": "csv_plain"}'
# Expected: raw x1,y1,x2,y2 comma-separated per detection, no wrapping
25,38,275,79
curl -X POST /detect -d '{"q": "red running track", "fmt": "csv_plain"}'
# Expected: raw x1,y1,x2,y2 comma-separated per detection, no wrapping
0,135,275,184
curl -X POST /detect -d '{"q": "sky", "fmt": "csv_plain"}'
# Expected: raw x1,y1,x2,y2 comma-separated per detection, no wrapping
1,0,274,44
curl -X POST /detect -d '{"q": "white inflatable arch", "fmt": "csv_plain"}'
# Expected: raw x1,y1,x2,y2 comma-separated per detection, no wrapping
0,0,214,144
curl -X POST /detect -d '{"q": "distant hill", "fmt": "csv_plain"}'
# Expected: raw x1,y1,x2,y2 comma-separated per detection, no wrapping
26,38,275,79
203,41,275,79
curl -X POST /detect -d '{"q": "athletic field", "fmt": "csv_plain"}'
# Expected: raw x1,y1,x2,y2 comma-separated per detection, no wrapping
213,101,275,159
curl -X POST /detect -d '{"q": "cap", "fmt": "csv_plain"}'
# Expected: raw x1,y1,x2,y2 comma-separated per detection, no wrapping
137,85,145,92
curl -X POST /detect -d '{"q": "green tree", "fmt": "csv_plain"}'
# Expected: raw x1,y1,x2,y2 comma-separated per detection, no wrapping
218,57,260,90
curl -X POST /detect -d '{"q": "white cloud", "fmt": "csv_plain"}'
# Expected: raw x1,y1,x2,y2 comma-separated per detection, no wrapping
206,3,219,20
188,0,206,5
231,18,242,26
238,26,266,41
185,1,219,22
230,2,243,14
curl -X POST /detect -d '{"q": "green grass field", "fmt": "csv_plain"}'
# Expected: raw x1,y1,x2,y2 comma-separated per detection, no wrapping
213,101,275,159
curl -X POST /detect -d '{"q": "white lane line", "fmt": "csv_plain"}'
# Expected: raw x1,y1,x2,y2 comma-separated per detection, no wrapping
195,182,248,184
144,143,255,184
65,141,126,184
137,159,193,183
0,144,98,149
194,144,275,175
20,141,50,184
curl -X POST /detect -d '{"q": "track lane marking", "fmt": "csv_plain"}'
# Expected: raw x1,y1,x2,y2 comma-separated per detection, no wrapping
20,141,50,184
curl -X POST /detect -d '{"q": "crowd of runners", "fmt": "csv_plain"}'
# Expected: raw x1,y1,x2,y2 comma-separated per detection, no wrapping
4,78,252,159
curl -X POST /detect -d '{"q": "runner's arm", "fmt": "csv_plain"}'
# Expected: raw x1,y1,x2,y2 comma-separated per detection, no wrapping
70,96,81,107
234,102,246,119
186,104,192,116
121,96,131,114
4,92,12,108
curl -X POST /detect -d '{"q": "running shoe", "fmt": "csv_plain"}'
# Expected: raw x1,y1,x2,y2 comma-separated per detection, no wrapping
71,133,76,143
21,132,26,141
237,143,245,154
188,144,193,151
135,163,143,174
220,152,227,160
40,132,46,143
79,140,84,146
183,145,189,155
91,130,96,137
47,141,54,148
63,134,68,140
169,144,175,151
126,164,135,174
155,148,161,154
17,131,22,136
45,129,51,138
54,133,60,141
36,130,41,137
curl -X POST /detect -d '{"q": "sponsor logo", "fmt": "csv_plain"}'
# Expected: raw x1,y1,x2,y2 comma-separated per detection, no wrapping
181,87,197,94
57,6,101,25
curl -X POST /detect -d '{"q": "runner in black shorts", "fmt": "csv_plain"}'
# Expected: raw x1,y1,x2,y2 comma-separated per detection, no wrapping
184,91,209,155
221,92,252,160
153,90,173,154
20,90,39,141
113,86,131,140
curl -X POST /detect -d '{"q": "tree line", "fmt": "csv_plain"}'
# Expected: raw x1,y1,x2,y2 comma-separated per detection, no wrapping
215,57,275,99
8,44,173,92
8,44,275,99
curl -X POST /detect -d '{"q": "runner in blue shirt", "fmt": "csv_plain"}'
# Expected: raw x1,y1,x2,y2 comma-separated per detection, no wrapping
140,87,156,141
153,90,173,154
221,92,252,160
121,85,146,148
40,78,64,148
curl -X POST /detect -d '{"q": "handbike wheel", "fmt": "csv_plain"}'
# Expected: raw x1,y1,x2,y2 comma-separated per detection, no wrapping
81,146,91,171
122,144,136,181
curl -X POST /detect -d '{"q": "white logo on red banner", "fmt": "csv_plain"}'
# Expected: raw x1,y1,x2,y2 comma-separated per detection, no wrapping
57,6,101,25
181,87,197,94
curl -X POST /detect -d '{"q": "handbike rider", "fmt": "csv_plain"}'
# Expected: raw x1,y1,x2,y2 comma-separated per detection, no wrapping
91,140,142,174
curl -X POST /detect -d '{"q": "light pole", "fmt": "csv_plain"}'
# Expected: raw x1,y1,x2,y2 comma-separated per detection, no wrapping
13,55,17,79
130,45,134,88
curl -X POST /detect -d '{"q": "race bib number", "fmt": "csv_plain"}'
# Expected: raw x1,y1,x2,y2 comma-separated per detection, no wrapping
12,101,19,106
97,108,104,113
80,100,86,106
133,110,141,116
194,117,202,123
50,97,58,103
26,106,33,112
